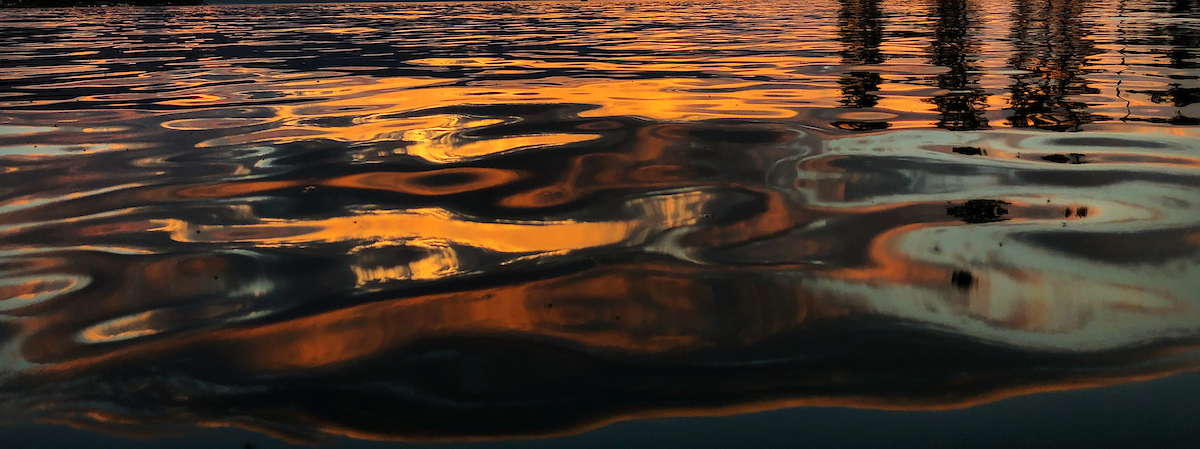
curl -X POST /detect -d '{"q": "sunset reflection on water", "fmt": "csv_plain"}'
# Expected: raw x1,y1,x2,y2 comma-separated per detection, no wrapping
0,0,1199,446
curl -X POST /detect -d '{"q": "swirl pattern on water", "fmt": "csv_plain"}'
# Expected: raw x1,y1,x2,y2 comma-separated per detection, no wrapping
0,0,1199,443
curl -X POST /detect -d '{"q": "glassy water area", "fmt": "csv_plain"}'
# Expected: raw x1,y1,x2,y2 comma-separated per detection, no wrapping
1,0,1199,447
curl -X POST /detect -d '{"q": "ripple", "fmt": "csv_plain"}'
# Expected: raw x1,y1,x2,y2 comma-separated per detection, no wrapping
0,0,1198,445
0,274,89,313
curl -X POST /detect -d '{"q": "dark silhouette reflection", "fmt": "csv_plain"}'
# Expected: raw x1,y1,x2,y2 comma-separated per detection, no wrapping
1128,0,1200,125
946,199,1011,223
927,0,990,130
1006,0,1105,131
834,0,890,131
1042,152,1087,164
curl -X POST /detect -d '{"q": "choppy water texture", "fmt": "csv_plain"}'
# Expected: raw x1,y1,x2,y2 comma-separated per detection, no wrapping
1,0,1200,445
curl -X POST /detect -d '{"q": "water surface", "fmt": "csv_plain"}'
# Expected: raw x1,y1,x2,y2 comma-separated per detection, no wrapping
1,0,1199,446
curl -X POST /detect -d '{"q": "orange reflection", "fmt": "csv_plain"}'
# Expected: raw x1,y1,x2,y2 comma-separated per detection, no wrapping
9,259,1197,444
323,168,523,196
156,192,710,252
3,2,1200,441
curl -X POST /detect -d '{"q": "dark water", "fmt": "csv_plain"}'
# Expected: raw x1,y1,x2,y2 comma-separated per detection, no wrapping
1,0,1199,446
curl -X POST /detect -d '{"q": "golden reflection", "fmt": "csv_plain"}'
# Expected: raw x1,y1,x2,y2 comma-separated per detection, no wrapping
400,132,599,163
156,189,713,253
3,0,1200,445
189,77,838,155
350,239,461,286
76,311,161,344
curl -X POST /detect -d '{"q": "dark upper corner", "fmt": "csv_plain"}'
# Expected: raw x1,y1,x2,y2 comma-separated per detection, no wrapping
1,0,203,6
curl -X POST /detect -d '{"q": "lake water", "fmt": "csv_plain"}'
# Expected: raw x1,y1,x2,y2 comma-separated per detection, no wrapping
1,0,1199,447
